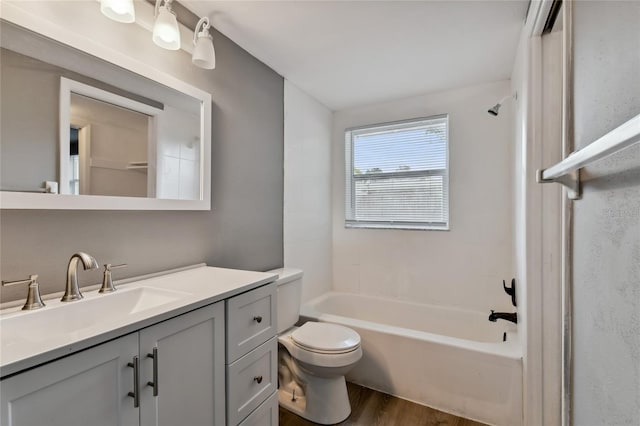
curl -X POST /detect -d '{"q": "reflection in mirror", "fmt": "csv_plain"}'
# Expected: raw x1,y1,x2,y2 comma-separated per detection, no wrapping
0,20,207,206
67,89,154,198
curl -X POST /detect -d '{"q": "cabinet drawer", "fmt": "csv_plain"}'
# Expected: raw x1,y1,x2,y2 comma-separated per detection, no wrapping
227,337,277,426
238,392,278,426
226,283,276,362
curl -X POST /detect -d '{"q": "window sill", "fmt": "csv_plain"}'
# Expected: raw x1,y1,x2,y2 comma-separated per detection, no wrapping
345,222,449,231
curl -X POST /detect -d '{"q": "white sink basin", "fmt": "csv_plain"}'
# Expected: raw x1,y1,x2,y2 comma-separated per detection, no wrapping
1,287,189,346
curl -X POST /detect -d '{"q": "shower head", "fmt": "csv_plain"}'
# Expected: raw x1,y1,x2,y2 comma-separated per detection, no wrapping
487,104,501,116
487,93,516,117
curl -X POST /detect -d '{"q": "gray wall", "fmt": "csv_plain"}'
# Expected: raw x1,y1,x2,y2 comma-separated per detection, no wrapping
572,1,640,425
0,24,284,302
1,48,59,190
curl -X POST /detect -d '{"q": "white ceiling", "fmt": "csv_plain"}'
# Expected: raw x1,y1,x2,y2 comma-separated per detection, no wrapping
183,1,529,111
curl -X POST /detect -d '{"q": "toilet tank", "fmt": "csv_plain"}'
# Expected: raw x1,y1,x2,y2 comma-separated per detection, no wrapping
267,268,303,334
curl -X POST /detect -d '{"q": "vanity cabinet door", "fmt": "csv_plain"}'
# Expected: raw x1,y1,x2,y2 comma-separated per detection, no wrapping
139,302,225,426
0,333,139,426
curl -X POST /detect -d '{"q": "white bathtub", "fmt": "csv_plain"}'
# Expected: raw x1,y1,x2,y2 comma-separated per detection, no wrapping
300,292,522,426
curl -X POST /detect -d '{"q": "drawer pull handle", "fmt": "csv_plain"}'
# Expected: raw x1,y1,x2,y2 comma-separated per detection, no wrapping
253,316,263,324
127,356,140,408
254,375,263,384
147,347,158,396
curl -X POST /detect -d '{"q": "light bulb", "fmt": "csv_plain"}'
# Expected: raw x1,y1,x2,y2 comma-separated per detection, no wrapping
192,17,216,70
100,0,135,23
153,1,180,50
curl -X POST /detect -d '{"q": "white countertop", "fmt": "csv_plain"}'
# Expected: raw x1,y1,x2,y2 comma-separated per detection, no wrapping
0,266,277,378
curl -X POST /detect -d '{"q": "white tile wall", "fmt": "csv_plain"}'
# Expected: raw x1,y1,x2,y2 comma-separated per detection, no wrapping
331,81,515,313
156,106,200,200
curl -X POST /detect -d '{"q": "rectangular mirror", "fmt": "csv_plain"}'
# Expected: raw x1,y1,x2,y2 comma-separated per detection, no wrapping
0,14,211,210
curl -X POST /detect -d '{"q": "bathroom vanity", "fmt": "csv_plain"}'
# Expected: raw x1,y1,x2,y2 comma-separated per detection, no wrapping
0,266,279,426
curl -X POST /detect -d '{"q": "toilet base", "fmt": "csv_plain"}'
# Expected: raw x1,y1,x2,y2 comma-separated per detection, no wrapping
278,375,351,425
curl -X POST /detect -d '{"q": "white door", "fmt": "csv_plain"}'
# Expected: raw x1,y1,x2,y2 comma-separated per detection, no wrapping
0,333,139,426
139,302,226,426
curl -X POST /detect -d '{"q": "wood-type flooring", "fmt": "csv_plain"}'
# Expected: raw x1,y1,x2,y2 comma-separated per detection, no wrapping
279,382,488,426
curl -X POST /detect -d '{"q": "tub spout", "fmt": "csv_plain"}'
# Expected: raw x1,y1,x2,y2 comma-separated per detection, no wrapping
488,310,517,324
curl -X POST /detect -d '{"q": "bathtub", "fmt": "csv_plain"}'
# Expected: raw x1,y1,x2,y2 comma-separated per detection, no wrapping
300,292,522,426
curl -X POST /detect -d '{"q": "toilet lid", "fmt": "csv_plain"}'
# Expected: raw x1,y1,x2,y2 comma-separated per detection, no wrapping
291,322,361,353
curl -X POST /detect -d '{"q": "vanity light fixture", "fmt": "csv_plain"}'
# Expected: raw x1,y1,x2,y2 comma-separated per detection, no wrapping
153,0,181,50
192,17,216,69
100,0,136,23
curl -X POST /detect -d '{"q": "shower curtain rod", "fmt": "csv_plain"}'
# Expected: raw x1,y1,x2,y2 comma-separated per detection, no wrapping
537,113,640,199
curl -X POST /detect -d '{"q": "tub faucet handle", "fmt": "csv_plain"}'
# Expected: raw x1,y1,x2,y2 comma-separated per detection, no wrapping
502,279,517,307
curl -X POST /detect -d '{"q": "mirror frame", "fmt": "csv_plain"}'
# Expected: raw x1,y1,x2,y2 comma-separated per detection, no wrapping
0,2,211,210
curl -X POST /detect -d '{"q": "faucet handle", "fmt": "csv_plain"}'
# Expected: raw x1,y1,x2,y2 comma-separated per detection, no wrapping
502,279,517,307
106,263,127,271
2,274,46,310
99,264,127,293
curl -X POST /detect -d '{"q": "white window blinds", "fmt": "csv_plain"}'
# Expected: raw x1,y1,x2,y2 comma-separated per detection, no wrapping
345,115,449,230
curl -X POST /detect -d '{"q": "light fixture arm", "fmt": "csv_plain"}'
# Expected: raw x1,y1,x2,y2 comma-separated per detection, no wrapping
155,0,173,17
193,16,211,45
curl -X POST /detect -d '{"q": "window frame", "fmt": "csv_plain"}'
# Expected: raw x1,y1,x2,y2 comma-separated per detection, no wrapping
345,114,450,231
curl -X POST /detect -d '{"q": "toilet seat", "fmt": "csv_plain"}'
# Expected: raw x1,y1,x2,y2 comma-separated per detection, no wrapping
278,324,362,369
291,322,361,354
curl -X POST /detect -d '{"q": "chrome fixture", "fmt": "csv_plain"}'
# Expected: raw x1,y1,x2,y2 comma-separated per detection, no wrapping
488,94,516,116
62,252,99,302
487,103,502,116
100,0,136,23
537,112,640,200
192,16,216,69
99,263,128,293
2,274,45,310
153,0,181,50
488,310,518,324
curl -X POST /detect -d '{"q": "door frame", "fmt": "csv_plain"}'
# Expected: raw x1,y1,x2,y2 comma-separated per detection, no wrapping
517,1,569,425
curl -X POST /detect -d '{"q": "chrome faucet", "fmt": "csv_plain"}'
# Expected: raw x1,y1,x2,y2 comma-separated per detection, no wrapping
61,252,99,302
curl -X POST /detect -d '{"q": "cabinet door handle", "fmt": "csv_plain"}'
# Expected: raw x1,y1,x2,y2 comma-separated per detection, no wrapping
146,347,159,396
254,375,263,384
127,356,140,408
253,316,263,324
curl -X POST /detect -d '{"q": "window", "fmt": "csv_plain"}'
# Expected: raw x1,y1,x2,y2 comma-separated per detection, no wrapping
345,115,449,230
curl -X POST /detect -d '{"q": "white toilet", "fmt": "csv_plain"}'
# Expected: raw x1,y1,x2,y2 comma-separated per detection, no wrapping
269,268,362,425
